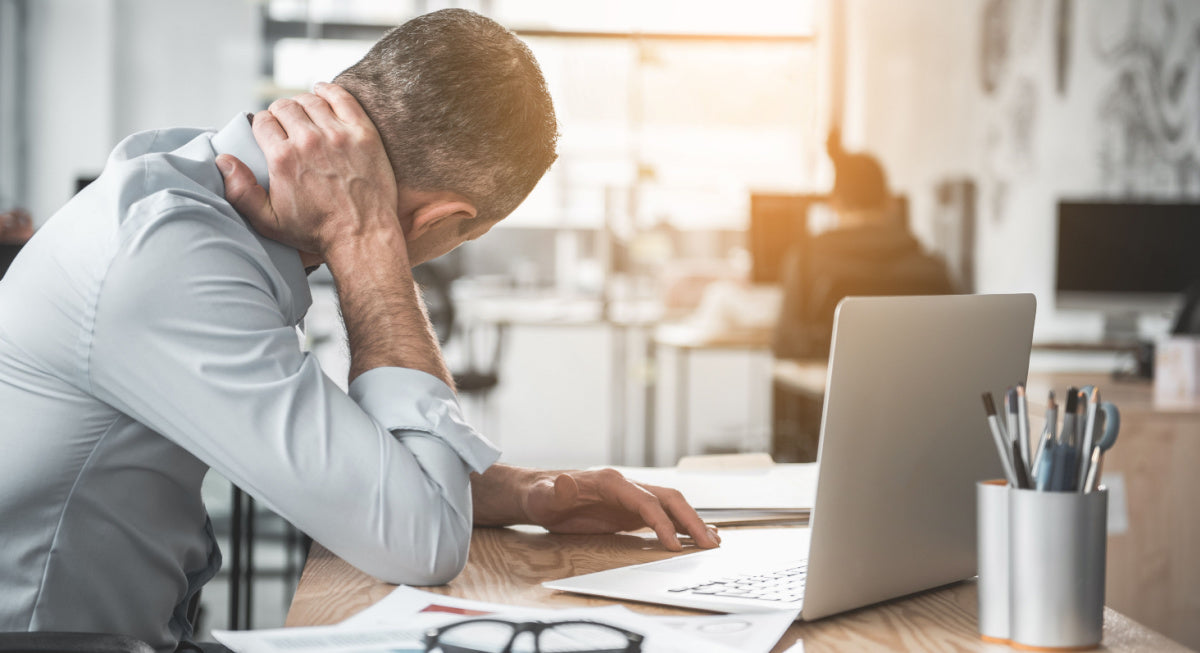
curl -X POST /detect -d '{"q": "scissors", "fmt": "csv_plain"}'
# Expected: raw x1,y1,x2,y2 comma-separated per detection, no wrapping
1081,401,1120,492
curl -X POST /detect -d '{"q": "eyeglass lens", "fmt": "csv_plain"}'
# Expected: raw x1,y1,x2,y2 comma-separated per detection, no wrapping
433,621,633,653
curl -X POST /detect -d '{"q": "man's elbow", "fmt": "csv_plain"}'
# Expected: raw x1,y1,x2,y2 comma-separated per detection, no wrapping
405,543,469,586
371,507,472,586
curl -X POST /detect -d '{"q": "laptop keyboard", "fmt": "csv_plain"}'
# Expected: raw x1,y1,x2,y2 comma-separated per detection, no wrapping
667,560,807,604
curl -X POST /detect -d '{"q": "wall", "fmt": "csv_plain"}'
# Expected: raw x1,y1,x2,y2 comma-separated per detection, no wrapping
22,0,260,225
840,0,1200,341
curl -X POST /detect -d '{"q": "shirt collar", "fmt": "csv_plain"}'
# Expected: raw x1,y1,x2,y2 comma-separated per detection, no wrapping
210,113,313,323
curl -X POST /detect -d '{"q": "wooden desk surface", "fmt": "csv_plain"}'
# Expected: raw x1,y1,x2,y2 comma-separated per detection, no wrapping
286,527,1189,652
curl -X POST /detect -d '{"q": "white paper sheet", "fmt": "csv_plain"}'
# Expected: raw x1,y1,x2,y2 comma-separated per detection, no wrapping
648,610,797,653
216,586,796,653
603,463,817,511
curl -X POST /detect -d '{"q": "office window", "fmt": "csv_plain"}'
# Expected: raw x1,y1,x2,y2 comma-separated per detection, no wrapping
263,0,818,230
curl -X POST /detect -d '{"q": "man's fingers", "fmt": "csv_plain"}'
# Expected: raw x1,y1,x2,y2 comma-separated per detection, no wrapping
292,92,341,130
267,97,319,139
632,494,683,551
644,483,720,548
594,474,682,551
217,154,276,233
314,82,372,125
250,110,287,147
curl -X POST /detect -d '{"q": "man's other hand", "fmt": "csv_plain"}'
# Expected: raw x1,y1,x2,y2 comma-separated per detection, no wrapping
522,468,720,552
217,82,400,258
0,208,33,245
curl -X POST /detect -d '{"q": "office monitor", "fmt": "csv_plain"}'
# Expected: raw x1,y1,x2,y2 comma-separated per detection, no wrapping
1055,201,1200,340
749,193,819,284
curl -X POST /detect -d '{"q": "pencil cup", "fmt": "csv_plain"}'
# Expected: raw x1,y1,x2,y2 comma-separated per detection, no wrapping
1009,487,1107,650
976,482,1107,649
976,480,1010,643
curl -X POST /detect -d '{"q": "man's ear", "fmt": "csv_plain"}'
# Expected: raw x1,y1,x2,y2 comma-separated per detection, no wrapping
402,190,478,240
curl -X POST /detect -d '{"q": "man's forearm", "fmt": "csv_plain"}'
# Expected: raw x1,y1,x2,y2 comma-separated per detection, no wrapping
323,227,453,386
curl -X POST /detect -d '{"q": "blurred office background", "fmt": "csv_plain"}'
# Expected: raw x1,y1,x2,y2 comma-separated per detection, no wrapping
1,0,1197,648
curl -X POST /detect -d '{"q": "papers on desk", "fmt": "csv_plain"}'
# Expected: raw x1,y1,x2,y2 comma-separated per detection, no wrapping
214,586,797,653
604,454,817,526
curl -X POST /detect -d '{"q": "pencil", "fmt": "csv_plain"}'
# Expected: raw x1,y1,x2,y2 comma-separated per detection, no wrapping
1078,387,1100,491
982,393,1020,487
1031,391,1055,477
1017,384,1031,472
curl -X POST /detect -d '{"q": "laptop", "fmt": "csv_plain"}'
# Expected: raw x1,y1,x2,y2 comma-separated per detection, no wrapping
544,294,1036,621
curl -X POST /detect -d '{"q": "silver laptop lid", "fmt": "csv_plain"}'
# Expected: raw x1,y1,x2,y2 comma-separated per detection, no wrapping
800,294,1036,620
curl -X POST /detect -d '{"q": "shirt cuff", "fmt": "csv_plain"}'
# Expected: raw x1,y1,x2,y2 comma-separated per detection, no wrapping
349,367,501,473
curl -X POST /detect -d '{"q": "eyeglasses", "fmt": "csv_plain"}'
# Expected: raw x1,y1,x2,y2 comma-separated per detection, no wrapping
423,617,643,653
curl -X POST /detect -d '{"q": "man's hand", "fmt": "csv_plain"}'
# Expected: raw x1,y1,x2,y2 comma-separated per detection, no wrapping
217,82,399,259
219,83,451,386
473,464,720,552
0,208,33,245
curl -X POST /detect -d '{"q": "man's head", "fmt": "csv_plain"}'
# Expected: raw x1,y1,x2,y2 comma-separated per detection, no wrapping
830,153,888,215
334,9,558,262
825,127,889,221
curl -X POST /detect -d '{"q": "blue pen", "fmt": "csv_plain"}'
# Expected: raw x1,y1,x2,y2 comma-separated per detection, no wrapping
1050,443,1078,492
1035,439,1057,491
1031,391,1056,478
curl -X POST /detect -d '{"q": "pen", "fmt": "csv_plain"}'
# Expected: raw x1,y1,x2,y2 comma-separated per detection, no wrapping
982,393,1020,487
1074,388,1088,449
1005,387,1019,450
1078,387,1100,491
1048,389,1059,443
1005,388,1031,485
1031,391,1055,478
1010,436,1031,489
1017,384,1031,472
1035,439,1056,490
1061,387,1078,447
1049,442,1077,492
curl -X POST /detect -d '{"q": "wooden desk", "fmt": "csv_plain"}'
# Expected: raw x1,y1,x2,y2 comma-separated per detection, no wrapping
286,527,1189,652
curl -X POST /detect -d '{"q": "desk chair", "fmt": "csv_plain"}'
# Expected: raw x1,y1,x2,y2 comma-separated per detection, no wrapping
0,244,22,279
0,633,154,653
225,484,311,633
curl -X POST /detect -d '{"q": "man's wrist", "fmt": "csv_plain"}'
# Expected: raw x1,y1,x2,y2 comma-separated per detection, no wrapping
321,221,409,275
473,464,547,527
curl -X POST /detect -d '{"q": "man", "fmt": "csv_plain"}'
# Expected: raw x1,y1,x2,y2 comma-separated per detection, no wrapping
0,10,717,652
773,127,954,359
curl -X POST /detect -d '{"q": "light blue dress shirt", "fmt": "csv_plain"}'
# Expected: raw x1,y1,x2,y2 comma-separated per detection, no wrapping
0,114,501,652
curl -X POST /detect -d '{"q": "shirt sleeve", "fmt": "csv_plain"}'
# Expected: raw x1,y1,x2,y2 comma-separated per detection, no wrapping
87,203,499,585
